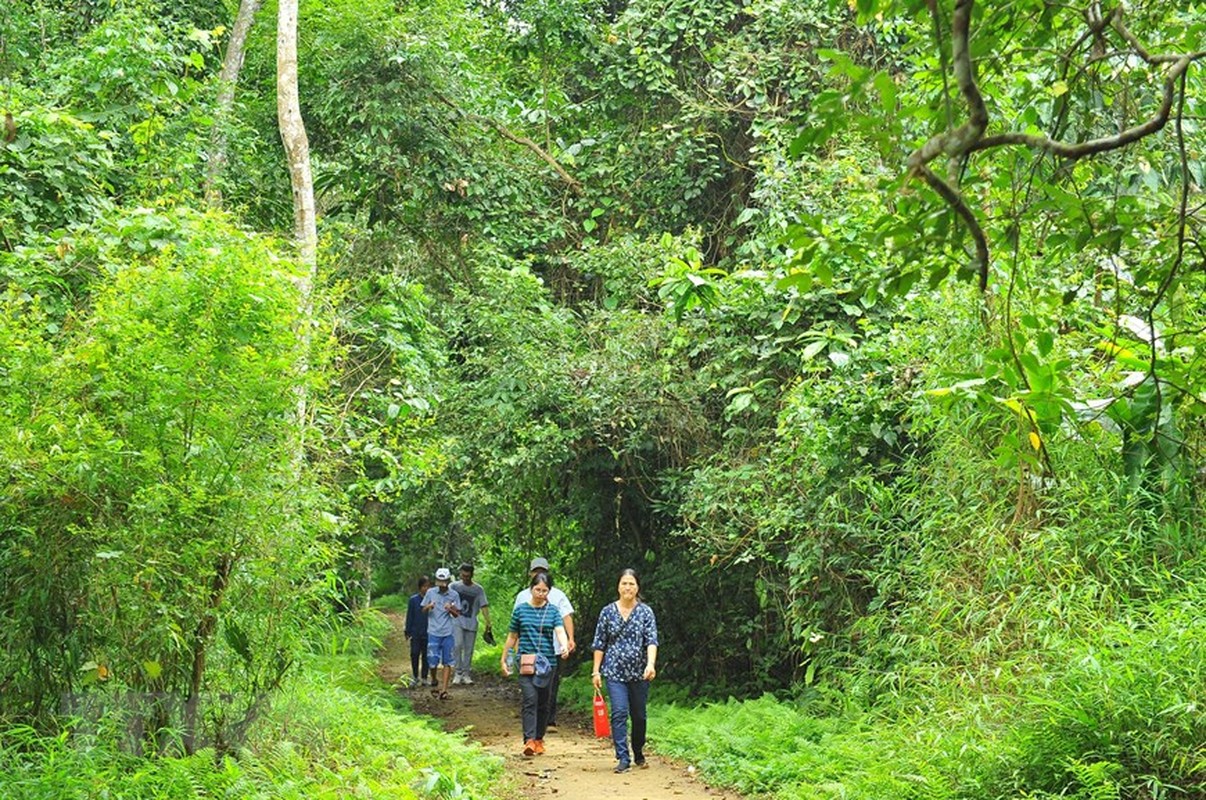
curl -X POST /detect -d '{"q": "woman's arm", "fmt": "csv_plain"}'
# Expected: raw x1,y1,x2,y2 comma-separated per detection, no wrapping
592,648,604,689
500,631,519,675
643,644,658,681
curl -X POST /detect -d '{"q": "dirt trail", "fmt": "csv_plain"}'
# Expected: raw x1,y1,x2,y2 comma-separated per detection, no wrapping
377,612,742,800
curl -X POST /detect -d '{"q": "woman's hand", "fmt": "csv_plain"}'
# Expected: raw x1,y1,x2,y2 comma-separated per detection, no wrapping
500,659,511,677
592,672,602,690
643,664,657,681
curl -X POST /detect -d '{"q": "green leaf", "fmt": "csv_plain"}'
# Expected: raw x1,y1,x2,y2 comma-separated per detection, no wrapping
802,339,827,360
1037,331,1054,357
874,71,896,115
776,271,813,293
224,622,254,667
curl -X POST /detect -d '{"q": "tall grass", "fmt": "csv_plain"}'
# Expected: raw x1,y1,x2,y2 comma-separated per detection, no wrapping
0,610,504,799
643,578,1206,800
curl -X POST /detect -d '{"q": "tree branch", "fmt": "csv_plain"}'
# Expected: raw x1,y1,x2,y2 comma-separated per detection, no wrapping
972,51,1205,159
437,94,583,194
917,166,990,291
907,0,989,289
904,1,1205,293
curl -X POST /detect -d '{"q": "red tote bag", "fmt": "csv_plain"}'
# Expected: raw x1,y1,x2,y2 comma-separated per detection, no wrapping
593,688,610,738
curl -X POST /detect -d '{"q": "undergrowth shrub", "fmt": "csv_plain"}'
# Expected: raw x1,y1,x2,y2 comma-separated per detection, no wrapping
992,590,1206,799
650,694,960,799
0,611,504,799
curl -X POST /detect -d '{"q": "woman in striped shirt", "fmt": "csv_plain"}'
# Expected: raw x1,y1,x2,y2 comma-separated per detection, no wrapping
501,572,569,756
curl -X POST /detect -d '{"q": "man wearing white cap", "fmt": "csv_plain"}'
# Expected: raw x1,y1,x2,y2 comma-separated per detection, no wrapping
422,567,462,700
513,557,574,727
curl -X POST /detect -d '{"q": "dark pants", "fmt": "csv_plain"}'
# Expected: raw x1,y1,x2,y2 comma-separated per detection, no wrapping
606,678,649,764
518,675,552,742
410,636,429,680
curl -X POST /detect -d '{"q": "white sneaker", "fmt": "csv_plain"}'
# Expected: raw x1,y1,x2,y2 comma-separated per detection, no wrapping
462,676,474,685
452,675,463,685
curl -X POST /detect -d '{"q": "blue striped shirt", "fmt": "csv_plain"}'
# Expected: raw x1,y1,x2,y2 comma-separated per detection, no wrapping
509,602,564,659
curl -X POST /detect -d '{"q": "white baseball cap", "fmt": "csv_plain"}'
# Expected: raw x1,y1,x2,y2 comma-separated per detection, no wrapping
435,567,452,581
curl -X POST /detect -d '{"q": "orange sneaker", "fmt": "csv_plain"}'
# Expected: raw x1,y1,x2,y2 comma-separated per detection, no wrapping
533,739,545,755
523,740,537,757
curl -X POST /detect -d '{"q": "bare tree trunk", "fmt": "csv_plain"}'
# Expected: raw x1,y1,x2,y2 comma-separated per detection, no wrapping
276,0,317,453
182,555,233,756
204,0,263,208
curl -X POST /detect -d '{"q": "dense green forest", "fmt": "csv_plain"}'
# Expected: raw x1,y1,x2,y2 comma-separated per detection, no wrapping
2,0,1204,797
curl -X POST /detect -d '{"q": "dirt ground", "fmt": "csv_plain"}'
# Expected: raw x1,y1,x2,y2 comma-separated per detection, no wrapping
377,612,743,800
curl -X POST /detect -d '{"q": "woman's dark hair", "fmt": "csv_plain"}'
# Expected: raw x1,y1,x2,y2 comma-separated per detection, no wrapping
417,575,431,590
529,572,553,590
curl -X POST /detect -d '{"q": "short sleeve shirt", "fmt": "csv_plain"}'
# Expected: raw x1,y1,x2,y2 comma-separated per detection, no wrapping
422,587,462,638
450,581,488,630
508,602,564,660
514,587,573,653
591,602,658,682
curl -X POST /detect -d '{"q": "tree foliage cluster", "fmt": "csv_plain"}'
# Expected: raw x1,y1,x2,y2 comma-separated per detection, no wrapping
2,0,1206,796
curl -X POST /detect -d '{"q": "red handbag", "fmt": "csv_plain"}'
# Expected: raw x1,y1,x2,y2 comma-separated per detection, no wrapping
593,688,610,738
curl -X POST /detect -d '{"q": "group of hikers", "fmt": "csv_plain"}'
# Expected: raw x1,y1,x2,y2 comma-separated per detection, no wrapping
403,558,659,773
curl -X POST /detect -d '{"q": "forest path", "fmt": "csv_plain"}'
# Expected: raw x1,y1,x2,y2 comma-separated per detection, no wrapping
376,612,742,800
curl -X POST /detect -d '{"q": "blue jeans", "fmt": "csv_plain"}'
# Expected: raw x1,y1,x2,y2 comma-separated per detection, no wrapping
605,678,649,764
427,634,455,670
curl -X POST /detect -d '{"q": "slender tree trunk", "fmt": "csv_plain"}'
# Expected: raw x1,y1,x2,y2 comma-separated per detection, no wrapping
182,555,233,756
204,0,263,208
276,0,317,452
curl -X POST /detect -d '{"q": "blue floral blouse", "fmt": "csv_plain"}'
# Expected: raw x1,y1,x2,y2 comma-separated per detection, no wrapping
591,602,658,682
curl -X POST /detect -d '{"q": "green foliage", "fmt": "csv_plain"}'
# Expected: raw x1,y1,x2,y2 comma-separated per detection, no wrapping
649,586,1206,800
998,594,1206,799
40,3,221,202
0,96,117,243
1,2,227,248
652,695,941,799
7,0,1206,796
0,208,333,749
0,612,505,799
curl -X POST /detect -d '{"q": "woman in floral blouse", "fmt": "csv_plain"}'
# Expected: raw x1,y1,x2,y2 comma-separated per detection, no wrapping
591,568,659,773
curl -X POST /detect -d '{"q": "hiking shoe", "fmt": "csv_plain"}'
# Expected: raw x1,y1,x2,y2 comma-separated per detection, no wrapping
523,740,537,757
451,675,463,685
533,739,545,755
634,757,647,768
462,676,474,685
614,761,630,773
